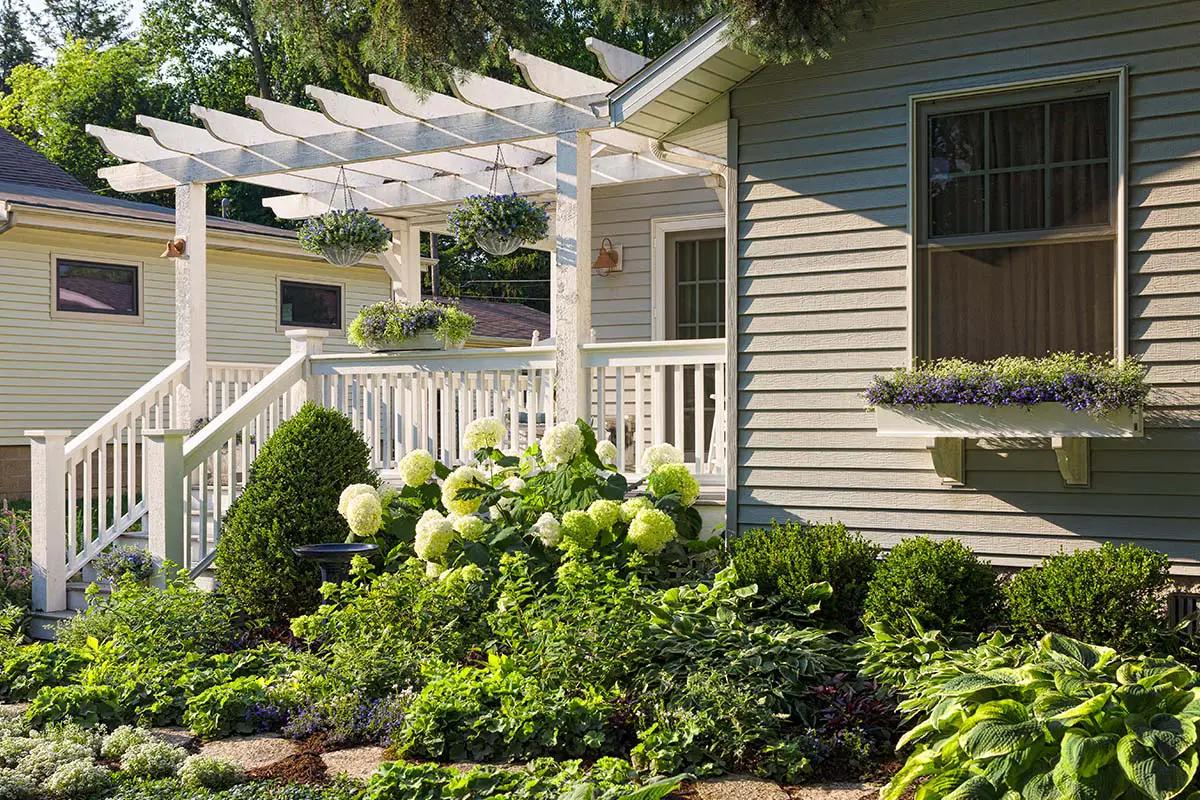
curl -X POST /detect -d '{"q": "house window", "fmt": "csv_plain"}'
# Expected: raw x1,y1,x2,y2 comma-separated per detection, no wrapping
917,81,1118,361
55,259,139,316
280,280,342,329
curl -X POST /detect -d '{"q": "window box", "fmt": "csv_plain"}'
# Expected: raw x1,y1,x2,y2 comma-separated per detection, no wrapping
874,402,1143,439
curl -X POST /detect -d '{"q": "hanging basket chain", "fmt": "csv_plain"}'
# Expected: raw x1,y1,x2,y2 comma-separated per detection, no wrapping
487,144,518,197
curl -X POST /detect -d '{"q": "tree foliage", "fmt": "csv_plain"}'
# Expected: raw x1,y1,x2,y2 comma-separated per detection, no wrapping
0,0,35,91
39,0,130,49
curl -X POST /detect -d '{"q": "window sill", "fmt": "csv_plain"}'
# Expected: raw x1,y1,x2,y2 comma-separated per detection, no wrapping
873,403,1143,487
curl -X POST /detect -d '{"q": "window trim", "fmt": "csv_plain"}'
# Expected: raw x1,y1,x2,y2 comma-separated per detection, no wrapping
906,67,1129,362
276,276,345,332
49,253,145,324
650,213,725,341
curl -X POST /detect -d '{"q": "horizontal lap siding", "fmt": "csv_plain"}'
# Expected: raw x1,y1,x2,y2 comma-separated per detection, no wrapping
0,226,390,445
729,0,1200,572
590,177,723,342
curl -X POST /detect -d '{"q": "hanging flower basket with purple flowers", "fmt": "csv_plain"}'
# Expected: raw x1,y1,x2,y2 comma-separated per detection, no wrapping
298,209,392,267
446,193,550,256
868,353,1150,438
348,300,476,352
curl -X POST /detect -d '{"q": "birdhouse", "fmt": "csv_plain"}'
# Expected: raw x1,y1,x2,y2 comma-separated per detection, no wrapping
592,238,621,276
162,238,187,258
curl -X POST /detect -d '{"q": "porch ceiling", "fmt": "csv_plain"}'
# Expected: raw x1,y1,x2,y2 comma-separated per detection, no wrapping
86,39,712,221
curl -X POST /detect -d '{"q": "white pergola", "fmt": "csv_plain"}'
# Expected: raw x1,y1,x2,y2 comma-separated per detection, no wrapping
87,39,721,421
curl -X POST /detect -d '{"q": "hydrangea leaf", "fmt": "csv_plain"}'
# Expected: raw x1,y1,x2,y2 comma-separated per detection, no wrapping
1116,734,1199,800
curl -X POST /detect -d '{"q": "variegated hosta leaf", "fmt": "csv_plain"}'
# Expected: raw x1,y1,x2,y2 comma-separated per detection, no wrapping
1176,690,1200,720
977,744,1048,790
1052,759,1125,800
941,671,1022,698
1050,690,1114,724
898,717,942,750
960,702,1045,761
1041,635,1117,672
1033,691,1080,718
882,749,941,800
916,767,972,800
1129,714,1199,761
1118,685,1170,717
943,775,1002,800
1117,734,1200,800
1136,661,1195,691
1021,768,1060,800
1057,672,1088,697
1061,730,1119,777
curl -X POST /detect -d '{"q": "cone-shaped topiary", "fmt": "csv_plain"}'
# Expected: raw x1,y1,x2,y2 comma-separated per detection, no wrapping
215,403,377,620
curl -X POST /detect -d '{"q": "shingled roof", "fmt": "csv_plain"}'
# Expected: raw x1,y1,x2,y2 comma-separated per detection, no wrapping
450,297,551,343
0,126,91,193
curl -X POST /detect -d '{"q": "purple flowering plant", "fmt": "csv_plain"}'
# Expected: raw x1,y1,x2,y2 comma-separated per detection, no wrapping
0,503,31,608
865,352,1149,416
298,208,391,256
94,544,158,583
348,299,475,351
446,193,550,249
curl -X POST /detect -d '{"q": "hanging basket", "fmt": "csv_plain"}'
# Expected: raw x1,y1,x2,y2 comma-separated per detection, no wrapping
320,242,369,267
474,230,523,257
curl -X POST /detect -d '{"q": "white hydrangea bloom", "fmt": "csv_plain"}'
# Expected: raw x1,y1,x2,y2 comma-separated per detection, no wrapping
498,476,526,510
425,559,445,578
397,449,436,487
414,509,455,560
627,508,678,555
641,443,684,473
453,514,488,542
441,465,488,515
338,483,378,517
488,505,503,521
588,499,621,531
620,496,652,523
540,423,584,465
531,512,561,547
464,417,507,451
345,492,383,538
595,439,618,465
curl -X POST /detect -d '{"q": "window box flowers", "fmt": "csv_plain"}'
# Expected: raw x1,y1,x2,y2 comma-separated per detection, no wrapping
447,193,550,256
348,300,476,352
867,354,1149,438
298,208,392,266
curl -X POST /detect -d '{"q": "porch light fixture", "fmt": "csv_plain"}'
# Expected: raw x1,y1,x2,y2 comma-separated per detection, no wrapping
592,238,621,276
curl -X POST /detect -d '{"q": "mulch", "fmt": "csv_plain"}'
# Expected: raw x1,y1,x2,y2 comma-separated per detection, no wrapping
246,752,330,785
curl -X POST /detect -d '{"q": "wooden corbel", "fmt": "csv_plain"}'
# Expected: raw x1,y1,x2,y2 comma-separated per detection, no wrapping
1052,436,1090,487
926,437,965,486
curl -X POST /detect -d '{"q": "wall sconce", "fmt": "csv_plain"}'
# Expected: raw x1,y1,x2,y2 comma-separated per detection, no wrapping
592,238,622,276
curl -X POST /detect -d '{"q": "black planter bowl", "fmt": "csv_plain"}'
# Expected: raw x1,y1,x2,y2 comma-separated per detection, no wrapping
293,542,379,588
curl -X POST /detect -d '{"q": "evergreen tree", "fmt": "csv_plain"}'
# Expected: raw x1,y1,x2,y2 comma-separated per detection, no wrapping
0,0,35,91
40,0,130,49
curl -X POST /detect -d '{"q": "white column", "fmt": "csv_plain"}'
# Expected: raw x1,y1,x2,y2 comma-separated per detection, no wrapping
26,429,69,612
175,183,207,425
382,222,423,303
548,250,557,338
554,130,592,423
145,428,189,572
286,328,328,409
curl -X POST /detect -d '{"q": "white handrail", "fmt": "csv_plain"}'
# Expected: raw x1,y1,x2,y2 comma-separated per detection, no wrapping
66,359,188,457
310,345,557,375
581,338,725,367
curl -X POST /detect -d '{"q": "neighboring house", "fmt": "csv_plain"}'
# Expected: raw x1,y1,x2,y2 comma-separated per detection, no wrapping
0,126,548,502
608,3,1200,571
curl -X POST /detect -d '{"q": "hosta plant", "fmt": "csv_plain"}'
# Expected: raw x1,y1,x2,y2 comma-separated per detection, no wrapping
884,634,1200,800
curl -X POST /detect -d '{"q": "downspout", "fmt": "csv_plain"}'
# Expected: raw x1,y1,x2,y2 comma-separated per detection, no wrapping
0,203,15,236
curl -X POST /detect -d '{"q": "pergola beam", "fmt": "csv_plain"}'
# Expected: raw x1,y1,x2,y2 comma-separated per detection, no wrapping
586,38,650,82
509,48,615,99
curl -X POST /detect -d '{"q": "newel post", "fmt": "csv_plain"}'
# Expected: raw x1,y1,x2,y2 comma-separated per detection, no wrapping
26,430,70,612
144,429,189,572
554,129,593,423
286,328,328,408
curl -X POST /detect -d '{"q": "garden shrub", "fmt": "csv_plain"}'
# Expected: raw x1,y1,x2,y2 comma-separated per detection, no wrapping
0,503,31,609
215,402,377,621
43,758,113,798
1004,542,1171,652
862,536,1002,634
885,634,1200,800
27,684,125,729
177,755,244,789
120,740,187,779
183,676,288,739
730,520,880,626
0,643,86,701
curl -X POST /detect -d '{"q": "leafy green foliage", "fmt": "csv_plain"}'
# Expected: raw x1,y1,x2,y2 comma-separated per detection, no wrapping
215,403,378,621
730,520,880,627
27,683,124,729
1005,543,1172,653
863,537,1003,635
297,208,392,255
183,676,285,739
885,634,1200,800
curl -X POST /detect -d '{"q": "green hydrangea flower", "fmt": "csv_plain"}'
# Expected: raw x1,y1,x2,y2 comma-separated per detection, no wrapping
561,510,599,551
398,449,436,487
588,499,621,531
620,496,652,523
647,463,701,507
627,508,678,555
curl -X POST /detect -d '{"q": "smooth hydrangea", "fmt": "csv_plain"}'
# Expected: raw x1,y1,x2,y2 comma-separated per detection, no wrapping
338,483,378,516
642,443,684,472
464,417,507,451
498,476,525,510
442,466,488,515
647,463,701,507
453,515,488,542
561,510,599,551
595,439,618,465
620,496,652,523
100,726,153,761
415,510,456,561
398,449,436,487
531,513,561,547
540,423,584,465
178,755,244,790
121,741,186,779
588,499,621,531
44,759,112,799
627,508,677,555
345,492,383,538
425,560,445,578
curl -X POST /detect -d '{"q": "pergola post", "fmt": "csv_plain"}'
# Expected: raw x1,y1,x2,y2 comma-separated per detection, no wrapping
554,130,592,423
383,222,423,303
174,183,207,426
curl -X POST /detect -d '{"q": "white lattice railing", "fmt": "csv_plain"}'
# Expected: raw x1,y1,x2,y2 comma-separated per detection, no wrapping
309,345,558,471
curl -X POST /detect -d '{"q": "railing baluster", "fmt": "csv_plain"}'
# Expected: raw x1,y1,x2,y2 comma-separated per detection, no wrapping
693,363,705,473
634,366,645,472
614,366,625,469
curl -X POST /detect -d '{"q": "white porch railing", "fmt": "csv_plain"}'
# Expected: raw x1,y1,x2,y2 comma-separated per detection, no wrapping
30,333,726,613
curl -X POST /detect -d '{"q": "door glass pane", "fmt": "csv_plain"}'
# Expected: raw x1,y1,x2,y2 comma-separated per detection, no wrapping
990,104,1045,168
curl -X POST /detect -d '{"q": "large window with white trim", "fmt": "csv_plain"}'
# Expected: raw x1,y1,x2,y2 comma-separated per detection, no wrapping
916,78,1120,361
54,259,140,317
279,279,342,329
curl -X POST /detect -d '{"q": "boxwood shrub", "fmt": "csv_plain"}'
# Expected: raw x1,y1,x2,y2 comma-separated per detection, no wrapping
1004,542,1171,652
730,521,880,627
214,403,377,621
863,536,1002,634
